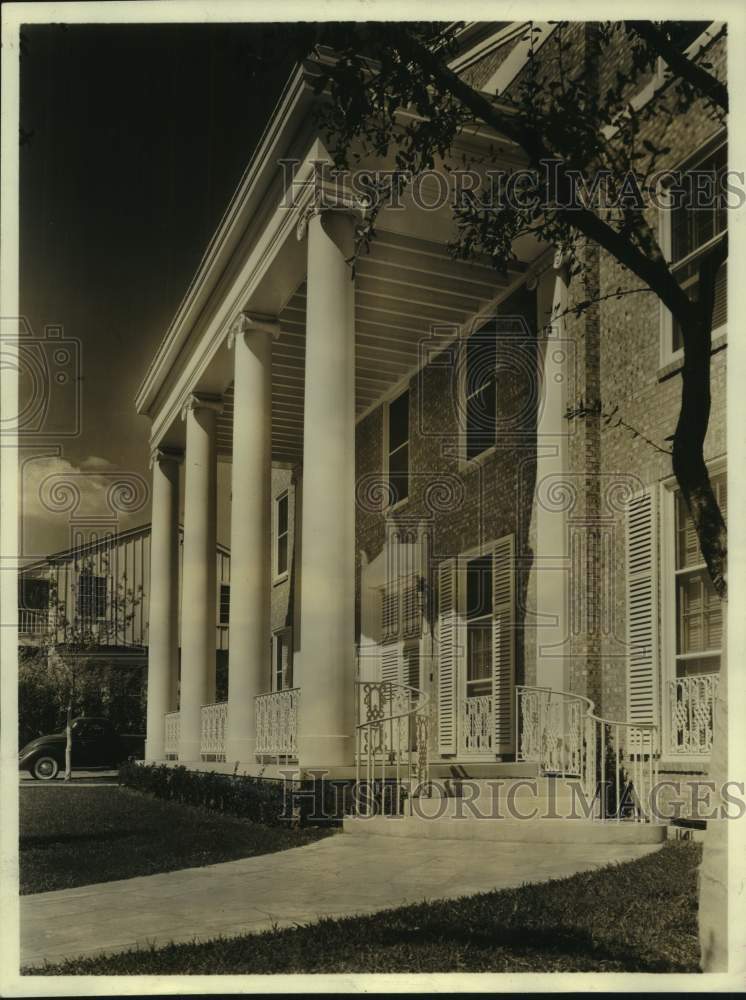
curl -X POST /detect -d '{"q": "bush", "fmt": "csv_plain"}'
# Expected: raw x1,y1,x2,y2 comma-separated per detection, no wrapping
119,762,294,827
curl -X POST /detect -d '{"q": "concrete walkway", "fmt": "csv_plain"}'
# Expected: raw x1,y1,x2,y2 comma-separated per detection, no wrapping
21,833,661,968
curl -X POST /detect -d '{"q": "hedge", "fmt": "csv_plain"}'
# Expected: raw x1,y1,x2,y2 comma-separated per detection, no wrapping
118,762,293,827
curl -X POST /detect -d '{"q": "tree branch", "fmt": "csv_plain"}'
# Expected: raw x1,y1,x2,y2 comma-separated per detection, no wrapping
626,21,728,113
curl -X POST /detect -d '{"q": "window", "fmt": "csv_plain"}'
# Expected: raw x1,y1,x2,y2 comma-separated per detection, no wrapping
77,574,106,621
386,390,409,505
275,492,289,578
465,555,492,698
664,139,727,358
674,471,726,677
465,328,497,460
19,577,49,610
219,584,230,625
273,629,293,691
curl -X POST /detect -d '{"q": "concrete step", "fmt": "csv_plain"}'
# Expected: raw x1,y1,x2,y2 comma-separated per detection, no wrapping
343,814,666,845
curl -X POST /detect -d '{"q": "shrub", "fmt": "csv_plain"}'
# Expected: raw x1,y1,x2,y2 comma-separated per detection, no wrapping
118,762,296,827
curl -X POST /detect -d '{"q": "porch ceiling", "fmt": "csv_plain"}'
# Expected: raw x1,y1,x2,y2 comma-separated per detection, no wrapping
216,228,522,465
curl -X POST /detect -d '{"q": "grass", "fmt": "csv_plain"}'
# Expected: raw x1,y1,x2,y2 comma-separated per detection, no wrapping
27,841,702,974
20,784,330,895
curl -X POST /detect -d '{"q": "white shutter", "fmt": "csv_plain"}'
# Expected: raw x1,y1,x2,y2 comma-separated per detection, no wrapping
626,489,659,727
381,642,402,685
492,534,515,751
437,558,458,753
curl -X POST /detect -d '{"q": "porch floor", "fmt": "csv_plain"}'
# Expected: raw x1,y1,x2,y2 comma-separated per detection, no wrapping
21,831,661,968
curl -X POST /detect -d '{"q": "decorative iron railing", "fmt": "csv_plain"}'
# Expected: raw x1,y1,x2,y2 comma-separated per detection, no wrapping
460,694,493,753
668,673,718,756
516,685,659,822
164,711,180,758
18,609,51,634
200,701,228,761
255,688,299,759
355,680,430,816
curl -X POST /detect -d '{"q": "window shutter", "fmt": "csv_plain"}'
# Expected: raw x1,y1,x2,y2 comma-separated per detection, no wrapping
402,577,421,638
381,642,402,685
437,558,458,753
492,534,515,751
626,489,659,727
382,586,399,642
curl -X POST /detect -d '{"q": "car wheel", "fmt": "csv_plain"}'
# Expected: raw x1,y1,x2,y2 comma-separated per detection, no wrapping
32,755,60,780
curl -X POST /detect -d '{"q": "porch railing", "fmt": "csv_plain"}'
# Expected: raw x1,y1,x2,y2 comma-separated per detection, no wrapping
200,701,228,761
355,680,430,816
255,688,299,759
516,685,659,822
18,609,51,634
164,711,180,758
460,693,494,753
668,673,719,756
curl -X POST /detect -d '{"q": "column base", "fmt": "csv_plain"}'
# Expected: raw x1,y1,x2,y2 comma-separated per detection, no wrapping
178,738,201,762
297,734,353,771
225,737,256,767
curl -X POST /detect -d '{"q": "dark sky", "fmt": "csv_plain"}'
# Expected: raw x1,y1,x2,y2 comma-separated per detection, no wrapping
20,22,293,556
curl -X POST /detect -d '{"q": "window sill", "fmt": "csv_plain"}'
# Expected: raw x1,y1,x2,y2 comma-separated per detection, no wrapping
459,444,497,472
658,331,727,383
273,572,289,587
385,496,410,516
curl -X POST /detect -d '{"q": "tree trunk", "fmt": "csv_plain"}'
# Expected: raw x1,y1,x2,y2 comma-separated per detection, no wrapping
64,702,72,781
698,599,728,971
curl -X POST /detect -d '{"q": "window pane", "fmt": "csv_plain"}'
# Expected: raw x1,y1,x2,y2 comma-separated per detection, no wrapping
466,556,492,620
677,569,721,654
676,655,720,678
466,384,496,458
278,495,288,536
277,534,288,575
389,444,409,503
219,584,230,625
676,473,727,568
467,621,492,695
389,391,409,452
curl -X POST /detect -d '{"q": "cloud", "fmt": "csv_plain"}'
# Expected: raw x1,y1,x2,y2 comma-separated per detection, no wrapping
19,453,150,562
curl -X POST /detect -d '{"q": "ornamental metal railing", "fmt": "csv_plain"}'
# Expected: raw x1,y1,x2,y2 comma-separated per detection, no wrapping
355,680,430,816
255,688,300,760
460,693,494,753
164,711,180,758
516,685,660,822
667,673,719,756
18,609,51,634
200,701,228,761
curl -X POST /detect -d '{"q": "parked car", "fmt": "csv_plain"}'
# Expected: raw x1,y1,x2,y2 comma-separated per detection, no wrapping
18,717,145,780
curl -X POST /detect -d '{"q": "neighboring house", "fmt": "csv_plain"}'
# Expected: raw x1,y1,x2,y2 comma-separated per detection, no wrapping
133,21,726,811
18,523,232,754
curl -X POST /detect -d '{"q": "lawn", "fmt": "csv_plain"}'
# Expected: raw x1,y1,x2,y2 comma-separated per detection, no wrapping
20,785,330,895
27,841,702,974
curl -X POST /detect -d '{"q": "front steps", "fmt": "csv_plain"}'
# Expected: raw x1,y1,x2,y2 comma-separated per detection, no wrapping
343,775,667,844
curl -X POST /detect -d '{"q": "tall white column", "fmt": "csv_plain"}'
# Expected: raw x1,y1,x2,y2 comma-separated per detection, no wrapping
226,313,278,764
179,393,221,762
145,447,181,761
297,208,357,768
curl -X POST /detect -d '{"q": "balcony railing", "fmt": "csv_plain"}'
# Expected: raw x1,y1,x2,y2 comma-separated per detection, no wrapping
668,673,719,756
164,711,180,758
18,609,51,635
200,701,228,761
255,688,299,759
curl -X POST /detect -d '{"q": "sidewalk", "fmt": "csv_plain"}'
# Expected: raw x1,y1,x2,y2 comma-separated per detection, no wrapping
21,832,661,968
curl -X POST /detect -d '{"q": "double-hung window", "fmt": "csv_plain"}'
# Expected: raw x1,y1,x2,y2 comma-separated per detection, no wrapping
273,629,293,691
275,492,289,578
219,584,230,626
663,138,727,361
465,555,493,699
386,390,409,506
465,328,497,460
77,573,107,622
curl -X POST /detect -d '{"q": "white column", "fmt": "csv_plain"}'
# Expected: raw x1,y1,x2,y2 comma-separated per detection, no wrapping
297,208,357,768
533,258,571,691
145,447,181,761
225,313,278,764
179,393,221,761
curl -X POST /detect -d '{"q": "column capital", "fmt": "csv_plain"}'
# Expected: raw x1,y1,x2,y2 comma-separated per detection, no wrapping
295,195,367,242
227,312,280,350
180,392,223,422
149,445,184,469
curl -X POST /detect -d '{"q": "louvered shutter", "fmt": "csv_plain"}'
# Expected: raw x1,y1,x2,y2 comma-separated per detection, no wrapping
381,642,402,685
626,489,659,729
492,534,515,751
381,585,399,642
437,558,458,753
